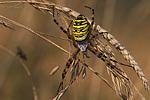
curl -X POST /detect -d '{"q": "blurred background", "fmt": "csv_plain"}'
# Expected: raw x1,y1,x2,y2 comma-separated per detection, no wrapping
0,0,150,100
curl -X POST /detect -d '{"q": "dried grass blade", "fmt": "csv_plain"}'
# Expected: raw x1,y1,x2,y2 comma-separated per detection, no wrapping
53,85,69,100
50,66,60,76
82,67,86,80
0,19,15,30
78,59,115,92
0,15,70,55
97,32,149,90
0,45,38,100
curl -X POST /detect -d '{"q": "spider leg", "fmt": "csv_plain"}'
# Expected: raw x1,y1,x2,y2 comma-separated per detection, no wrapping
85,6,94,38
87,45,135,98
88,45,107,61
67,20,73,33
88,45,131,67
85,6,94,24
52,6,74,40
57,48,80,93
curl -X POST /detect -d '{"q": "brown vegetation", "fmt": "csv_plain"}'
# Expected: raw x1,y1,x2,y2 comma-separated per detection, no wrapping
0,0,150,100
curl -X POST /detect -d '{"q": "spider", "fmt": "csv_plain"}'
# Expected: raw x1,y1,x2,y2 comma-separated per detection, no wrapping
52,6,131,94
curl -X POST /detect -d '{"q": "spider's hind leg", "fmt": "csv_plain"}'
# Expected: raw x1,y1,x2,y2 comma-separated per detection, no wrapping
82,51,90,58
57,48,80,93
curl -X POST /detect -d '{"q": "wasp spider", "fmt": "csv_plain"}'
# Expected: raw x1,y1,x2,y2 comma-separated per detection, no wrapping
52,6,138,99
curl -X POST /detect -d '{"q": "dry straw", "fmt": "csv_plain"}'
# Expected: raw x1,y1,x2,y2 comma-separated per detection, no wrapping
0,0,149,100
0,45,38,100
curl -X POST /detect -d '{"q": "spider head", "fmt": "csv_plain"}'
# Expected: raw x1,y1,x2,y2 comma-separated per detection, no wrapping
73,14,90,41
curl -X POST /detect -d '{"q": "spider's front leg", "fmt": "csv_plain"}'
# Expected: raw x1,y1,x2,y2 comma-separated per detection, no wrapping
84,6,94,40
57,48,80,93
52,6,75,41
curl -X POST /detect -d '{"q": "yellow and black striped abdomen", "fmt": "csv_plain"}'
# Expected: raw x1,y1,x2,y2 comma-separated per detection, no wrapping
73,14,90,41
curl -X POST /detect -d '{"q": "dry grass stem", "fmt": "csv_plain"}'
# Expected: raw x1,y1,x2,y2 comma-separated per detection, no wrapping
3,0,146,91
0,45,38,100
0,1,149,100
0,19,15,30
50,66,60,76
0,15,71,55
